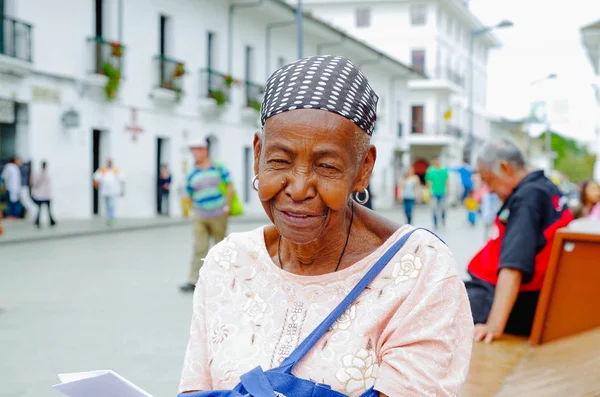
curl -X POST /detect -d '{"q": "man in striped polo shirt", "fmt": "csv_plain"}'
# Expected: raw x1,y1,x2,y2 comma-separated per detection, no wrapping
180,138,233,292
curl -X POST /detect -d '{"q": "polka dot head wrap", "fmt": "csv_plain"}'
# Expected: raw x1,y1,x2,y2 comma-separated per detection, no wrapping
261,55,379,135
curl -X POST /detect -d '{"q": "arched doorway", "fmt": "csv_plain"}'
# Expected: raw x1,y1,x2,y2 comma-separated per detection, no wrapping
413,158,429,185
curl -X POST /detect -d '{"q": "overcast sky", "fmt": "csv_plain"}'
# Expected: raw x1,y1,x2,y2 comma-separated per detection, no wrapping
469,0,600,142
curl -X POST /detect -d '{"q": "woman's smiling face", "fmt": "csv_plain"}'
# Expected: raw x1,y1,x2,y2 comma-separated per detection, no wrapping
254,109,376,244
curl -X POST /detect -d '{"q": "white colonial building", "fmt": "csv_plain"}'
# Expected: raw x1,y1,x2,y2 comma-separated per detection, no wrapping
0,0,424,219
582,20,600,180
291,0,501,175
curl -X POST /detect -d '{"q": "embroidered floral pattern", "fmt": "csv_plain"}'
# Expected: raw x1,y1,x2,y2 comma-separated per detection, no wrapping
331,304,356,331
211,325,229,345
336,348,379,394
391,253,423,284
242,293,267,324
213,242,238,270
179,227,473,397
271,302,306,366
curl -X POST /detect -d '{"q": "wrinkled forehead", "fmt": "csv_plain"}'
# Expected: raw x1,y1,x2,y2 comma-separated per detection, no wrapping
261,109,362,153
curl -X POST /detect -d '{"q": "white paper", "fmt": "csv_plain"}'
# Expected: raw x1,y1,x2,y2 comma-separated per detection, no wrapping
53,370,153,397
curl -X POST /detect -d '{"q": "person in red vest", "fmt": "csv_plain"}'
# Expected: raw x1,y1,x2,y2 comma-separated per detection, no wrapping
466,139,573,343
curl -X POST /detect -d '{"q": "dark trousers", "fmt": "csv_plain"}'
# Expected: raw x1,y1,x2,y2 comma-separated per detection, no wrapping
461,186,473,201
465,276,540,336
432,194,446,228
34,199,56,226
403,198,415,224
7,198,20,217
159,190,170,215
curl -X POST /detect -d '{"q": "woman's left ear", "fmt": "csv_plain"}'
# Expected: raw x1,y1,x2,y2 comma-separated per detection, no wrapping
354,145,377,191
253,132,262,176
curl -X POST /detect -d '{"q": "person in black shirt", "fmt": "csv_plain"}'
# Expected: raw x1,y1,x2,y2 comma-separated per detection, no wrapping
466,139,573,343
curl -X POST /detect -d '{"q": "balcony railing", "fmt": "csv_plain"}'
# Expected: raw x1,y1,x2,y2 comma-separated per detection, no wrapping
416,68,466,88
86,37,125,75
446,69,465,88
410,122,451,136
0,16,33,62
245,81,264,111
200,68,236,106
154,55,185,93
446,125,464,138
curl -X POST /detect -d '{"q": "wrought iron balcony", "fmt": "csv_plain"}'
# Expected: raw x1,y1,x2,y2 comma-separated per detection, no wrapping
245,81,264,111
200,68,238,107
86,37,125,75
0,15,33,62
154,55,185,94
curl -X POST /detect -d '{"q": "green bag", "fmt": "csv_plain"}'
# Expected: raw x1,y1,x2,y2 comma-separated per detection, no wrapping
215,162,244,216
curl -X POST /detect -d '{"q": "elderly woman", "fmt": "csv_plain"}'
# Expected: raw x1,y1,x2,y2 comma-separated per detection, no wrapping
179,56,473,397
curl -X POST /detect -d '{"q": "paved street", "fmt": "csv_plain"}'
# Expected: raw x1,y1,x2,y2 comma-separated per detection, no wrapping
0,206,485,397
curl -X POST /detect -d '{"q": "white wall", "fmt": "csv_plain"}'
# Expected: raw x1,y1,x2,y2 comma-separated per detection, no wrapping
2,0,417,218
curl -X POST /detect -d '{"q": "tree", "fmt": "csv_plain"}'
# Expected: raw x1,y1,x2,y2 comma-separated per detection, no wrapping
538,130,596,182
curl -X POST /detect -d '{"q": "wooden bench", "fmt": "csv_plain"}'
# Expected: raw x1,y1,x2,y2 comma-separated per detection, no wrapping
530,226,600,345
462,224,600,396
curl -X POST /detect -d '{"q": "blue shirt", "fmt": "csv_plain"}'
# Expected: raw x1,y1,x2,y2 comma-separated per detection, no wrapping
450,165,474,189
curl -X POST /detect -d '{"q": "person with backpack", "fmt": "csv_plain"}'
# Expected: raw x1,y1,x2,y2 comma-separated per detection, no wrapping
180,138,233,293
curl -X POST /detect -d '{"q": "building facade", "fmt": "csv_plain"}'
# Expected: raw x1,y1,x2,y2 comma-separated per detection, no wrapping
0,0,421,219
293,0,500,173
582,20,600,180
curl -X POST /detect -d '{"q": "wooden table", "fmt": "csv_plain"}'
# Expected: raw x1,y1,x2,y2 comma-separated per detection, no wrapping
461,328,600,397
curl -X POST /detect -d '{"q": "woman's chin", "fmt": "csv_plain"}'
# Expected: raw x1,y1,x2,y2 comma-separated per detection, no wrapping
274,215,327,245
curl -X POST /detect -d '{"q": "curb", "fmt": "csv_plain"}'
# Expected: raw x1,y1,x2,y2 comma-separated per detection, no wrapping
0,215,270,246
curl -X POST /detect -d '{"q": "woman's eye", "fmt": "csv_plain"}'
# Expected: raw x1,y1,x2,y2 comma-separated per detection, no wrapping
318,163,336,170
269,159,289,165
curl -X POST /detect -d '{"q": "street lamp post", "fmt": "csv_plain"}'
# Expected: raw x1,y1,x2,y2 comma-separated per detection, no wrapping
466,20,513,161
530,73,557,154
297,0,304,59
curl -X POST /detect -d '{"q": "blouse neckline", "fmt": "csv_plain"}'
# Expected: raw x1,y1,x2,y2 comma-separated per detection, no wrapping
257,224,411,285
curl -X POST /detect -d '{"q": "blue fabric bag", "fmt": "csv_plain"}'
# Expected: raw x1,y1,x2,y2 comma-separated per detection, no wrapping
180,228,435,397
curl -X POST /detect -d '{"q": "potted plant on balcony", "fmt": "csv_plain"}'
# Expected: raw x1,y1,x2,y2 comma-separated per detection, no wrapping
110,42,124,58
223,75,239,88
209,89,228,107
248,100,261,112
102,62,121,101
173,62,186,79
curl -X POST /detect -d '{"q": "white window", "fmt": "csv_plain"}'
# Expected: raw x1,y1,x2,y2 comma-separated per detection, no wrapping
410,4,427,26
355,7,371,28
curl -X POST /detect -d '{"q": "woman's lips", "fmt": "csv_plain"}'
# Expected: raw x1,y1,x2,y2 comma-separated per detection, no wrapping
277,209,324,225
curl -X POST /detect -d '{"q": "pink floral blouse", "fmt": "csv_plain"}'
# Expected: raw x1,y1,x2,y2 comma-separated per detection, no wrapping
179,226,474,396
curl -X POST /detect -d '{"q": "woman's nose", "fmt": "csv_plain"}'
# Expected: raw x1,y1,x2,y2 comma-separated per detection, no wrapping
284,171,317,202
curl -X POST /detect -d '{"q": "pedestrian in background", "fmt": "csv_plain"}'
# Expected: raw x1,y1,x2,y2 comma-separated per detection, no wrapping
463,190,478,226
93,158,125,225
573,180,600,219
466,139,573,343
180,138,233,293
158,164,172,215
425,156,449,229
31,161,56,228
1,157,22,219
397,166,419,224
450,157,474,201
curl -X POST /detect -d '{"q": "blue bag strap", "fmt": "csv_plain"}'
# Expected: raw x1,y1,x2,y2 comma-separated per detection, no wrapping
280,227,441,370
239,366,277,397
